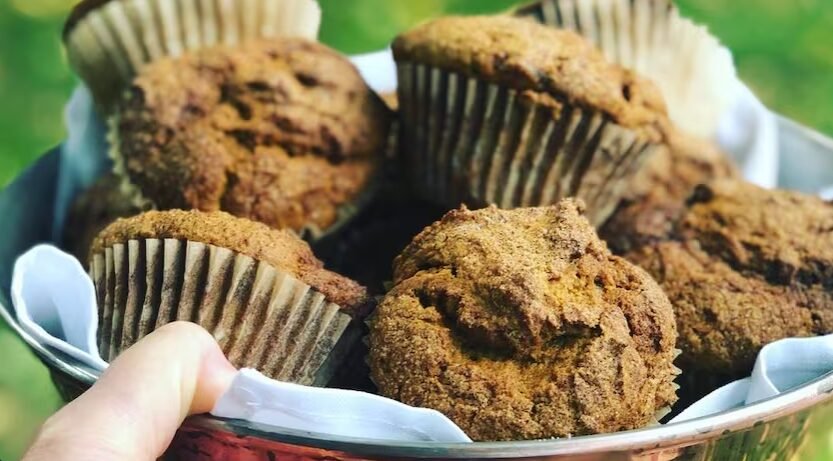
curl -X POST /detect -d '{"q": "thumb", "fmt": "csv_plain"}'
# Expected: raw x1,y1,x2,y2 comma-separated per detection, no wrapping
23,321,237,461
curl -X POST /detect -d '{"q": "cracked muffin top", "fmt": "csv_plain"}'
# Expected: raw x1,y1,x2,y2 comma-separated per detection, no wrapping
114,37,391,236
63,173,144,265
626,180,833,379
369,201,679,441
601,130,738,254
393,15,668,141
92,210,370,315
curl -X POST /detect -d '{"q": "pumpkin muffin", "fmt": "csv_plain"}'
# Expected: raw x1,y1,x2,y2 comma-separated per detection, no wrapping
626,180,833,385
392,15,670,225
393,15,667,135
62,0,321,111
369,201,679,441
93,210,368,312
91,210,371,385
601,130,738,254
113,38,392,238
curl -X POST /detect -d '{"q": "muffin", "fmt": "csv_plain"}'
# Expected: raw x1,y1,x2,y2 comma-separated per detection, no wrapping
601,130,738,254
62,173,144,264
112,37,392,239
90,209,372,385
369,201,679,441
626,180,833,391
393,15,670,226
63,0,322,111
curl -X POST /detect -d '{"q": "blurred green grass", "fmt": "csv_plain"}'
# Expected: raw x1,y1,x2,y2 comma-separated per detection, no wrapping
1,0,832,459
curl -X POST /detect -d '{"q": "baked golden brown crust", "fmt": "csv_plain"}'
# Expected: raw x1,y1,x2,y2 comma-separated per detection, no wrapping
601,130,738,254
393,15,668,141
115,38,391,235
92,210,370,315
626,180,833,377
63,174,144,264
369,202,678,441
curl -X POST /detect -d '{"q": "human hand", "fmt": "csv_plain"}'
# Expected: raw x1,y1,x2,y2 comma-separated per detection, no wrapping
22,322,237,461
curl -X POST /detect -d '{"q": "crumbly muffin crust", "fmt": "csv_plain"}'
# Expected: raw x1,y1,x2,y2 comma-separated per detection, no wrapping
393,15,668,140
626,180,833,377
92,210,370,315
369,201,678,441
601,130,738,254
116,38,391,235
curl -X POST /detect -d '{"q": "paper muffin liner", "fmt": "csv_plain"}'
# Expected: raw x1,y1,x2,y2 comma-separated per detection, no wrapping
396,62,662,226
90,238,358,386
64,0,322,112
514,0,736,140
650,348,682,425
106,116,377,243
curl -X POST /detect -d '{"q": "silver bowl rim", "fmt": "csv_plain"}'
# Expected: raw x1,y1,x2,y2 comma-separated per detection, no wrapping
3,297,833,458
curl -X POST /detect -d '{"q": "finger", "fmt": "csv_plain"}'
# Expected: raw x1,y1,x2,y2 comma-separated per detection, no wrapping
23,321,237,461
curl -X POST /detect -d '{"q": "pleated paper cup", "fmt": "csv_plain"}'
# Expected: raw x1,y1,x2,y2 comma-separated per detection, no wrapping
653,347,683,423
514,0,736,140
90,238,360,386
64,0,322,112
396,62,663,226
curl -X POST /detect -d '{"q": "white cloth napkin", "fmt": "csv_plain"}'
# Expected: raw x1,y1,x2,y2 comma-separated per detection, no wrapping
350,49,397,95
672,336,833,422
214,369,471,441
12,245,107,370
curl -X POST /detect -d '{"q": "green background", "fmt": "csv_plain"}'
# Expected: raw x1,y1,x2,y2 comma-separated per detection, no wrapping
1,0,832,459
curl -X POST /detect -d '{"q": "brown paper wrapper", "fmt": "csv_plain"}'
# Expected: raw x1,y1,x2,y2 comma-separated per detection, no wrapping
91,238,357,386
514,0,736,140
65,0,322,112
396,62,662,226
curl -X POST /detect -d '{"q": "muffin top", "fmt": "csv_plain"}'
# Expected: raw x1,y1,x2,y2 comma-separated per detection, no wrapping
626,180,833,376
601,130,738,254
393,15,668,140
679,180,833,272
371,201,678,440
116,38,391,234
92,210,370,315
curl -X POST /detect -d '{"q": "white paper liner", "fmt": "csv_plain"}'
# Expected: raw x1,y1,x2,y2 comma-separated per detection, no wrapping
91,238,356,386
514,0,736,140
397,62,662,226
65,0,322,111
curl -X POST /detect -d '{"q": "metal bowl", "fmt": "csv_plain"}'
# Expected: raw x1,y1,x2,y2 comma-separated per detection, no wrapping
3,116,833,460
